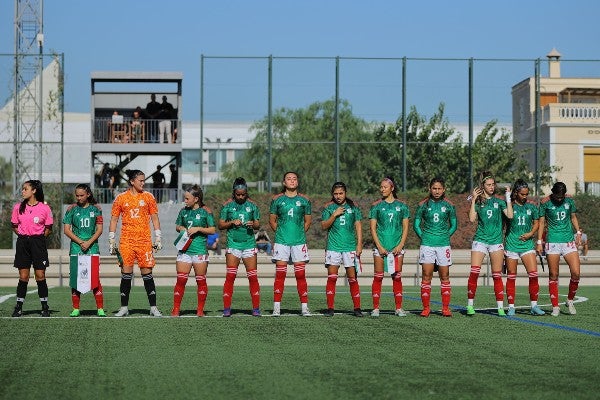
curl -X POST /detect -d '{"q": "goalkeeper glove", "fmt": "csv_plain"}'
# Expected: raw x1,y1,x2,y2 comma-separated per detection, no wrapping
108,232,117,255
153,230,162,252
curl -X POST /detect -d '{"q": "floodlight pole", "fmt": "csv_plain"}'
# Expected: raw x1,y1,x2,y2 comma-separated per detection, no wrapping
334,56,340,182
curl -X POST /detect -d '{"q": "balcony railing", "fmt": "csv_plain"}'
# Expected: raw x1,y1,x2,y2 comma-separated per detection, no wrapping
542,103,600,125
93,117,180,144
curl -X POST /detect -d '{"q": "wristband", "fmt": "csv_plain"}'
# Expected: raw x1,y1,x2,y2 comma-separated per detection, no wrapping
109,232,115,240
536,240,542,245
576,230,582,235
154,229,162,238
505,192,512,203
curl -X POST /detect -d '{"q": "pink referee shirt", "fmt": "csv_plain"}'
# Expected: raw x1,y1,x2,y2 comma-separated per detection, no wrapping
11,202,53,236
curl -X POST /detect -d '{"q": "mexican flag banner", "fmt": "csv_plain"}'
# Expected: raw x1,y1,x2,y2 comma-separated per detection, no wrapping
384,254,400,275
173,230,192,251
70,255,100,294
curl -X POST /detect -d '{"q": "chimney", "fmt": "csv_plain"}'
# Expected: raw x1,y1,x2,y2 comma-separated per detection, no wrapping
547,48,561,78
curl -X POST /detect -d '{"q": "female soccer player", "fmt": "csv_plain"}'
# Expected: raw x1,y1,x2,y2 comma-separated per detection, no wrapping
504,179,545,316
218,177,261,317
109,169,163,317
11,180,53,317
269,171,312,316
63,184,105,317
321,182,363,317
413,177,457,317
369,176,410,317
171,185,216,317
467,171,513,316
537,182,582,316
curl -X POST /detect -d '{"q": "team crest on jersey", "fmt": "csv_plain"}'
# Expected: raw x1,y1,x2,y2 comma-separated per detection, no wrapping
33,216,40,224
296,201,301,207
196,215,201,219
90,212,95,217
139,200,146,206
494,203,498,209
246,207,251,212
347,208,353,214
396,206,401,211
441,206,446,213
526,210,531,215
565,204,570,210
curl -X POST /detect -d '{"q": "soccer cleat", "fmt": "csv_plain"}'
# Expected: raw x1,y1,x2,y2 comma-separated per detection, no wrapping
395,308,407,317
70,309,80,317
323,308,334,317
196,309,205,317
507,307,515,316
353,308,363,317
40,307,50,317
149,306,163,317
170,308,180,317
115,306,129,317
222,308,232,317
530,305,545,316
566,299,577,315
370,308,380,317
441,308,452,317
466,305,475,316
12,306,23,318
97,308,106,317
301,308,312,317
420,308,431,317
497,308,506,316
551,306,560,317
252,308,261,317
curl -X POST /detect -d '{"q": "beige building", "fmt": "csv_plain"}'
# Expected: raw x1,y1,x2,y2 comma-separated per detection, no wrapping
512,49,600,195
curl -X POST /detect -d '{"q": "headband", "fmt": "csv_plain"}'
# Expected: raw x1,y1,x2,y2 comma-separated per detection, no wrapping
383,178,394,186
233,184,248,191
481,175,493,183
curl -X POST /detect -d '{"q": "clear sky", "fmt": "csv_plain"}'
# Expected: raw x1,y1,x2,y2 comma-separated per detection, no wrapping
2,0,600,124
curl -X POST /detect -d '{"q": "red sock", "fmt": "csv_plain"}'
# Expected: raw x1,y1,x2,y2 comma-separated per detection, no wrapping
492,272,504,302
372,272,384,309
392,273,403,309
71,289,81,309
421,280,431,309
506,274,516,305
467,266,481,300
223,267,238,309
274,264,287,302
528,271,539,301
348,277,361,309
326,274,338,309
93,283,104,309
549,279,559,307
196,275,208,312
246,269,261,309
441,281,451,309
568,278,580,301
294,263,308,304
173,273,188,310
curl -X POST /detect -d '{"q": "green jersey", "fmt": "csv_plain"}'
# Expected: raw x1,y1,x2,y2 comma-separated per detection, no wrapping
175,206,216,255
413,198,457,247
539,196,577,243
505,201,538,252
219,198,261,250
269,193,311,246
369,199,410,250
473,196,507,245
321,201,363,252
63,203,103,254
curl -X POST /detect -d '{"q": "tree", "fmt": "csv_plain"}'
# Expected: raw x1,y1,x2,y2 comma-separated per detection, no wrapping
221,99,383,194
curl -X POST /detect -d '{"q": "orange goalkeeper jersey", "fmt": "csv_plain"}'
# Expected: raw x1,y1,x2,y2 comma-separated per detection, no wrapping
111,190,158,243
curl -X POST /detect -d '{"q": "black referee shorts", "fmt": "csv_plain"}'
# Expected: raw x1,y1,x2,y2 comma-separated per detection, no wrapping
14,234,50,270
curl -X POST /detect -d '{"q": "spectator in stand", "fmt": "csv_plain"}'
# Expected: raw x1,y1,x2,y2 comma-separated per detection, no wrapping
255,228,272,256
99,163,113,202
158,95,175,143
145,94,161,142
207,232,222,256
129,108,145,143
150,165,166,203
168,164,178,202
